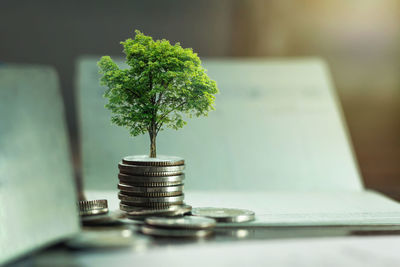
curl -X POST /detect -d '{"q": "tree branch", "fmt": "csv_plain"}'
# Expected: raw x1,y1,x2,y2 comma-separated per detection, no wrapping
126,88,140,98
156,100,187,133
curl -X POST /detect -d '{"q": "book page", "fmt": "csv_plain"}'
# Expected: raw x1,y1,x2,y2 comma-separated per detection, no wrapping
77,57,362,191
87,190,400,226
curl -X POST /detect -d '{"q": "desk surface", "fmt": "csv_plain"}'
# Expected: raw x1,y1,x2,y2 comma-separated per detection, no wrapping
18,224,400,267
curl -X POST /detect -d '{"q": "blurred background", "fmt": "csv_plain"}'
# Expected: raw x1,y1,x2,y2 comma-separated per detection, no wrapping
1,0,399,198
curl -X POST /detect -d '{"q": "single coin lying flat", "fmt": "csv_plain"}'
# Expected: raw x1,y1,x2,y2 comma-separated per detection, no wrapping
125,205,192,219
118,173,185,184
145,215,216,230
118,180,184,188
140,225,213,238
120,201,184,208
118,162,185,175
118,193,184,203
118,183,183,197
122,155,185,166
191,207,255,223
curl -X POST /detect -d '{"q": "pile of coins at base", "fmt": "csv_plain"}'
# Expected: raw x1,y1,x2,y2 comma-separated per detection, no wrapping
139,208,256,238
118,155,191,219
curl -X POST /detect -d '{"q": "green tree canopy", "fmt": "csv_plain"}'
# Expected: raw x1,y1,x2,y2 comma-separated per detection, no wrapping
98,30,218,157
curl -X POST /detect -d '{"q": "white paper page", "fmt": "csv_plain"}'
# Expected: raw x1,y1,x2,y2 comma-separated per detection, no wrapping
0,66,79,265
76,57,362,191
87,190,400,226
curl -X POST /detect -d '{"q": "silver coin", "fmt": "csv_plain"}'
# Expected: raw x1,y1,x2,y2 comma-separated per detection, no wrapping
118,184,184,193
120,171,185,177
119,170,183,177
120,203,136,212
125,205,192,219
140,225,213,238
122,155,184,166
145,215,216,230
120,203,189,213
120,191,183,197
120,201,184,208
118,184,183,197
118,193,184,203
119,180,184,187
118,162,185,175
118,173,185,183
191,207,255,223
78,199,109,216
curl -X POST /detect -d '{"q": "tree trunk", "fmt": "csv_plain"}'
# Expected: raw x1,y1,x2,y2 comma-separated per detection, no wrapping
149,130,157,158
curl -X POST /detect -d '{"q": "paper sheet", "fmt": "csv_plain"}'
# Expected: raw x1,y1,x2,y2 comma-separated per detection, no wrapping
87,190,400,226
76,58,362,191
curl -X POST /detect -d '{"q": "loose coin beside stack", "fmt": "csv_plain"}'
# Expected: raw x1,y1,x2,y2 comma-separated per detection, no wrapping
78,199,124,225
79,199,109,216
117,155,190,219
191,207,256,223
140,216,216,238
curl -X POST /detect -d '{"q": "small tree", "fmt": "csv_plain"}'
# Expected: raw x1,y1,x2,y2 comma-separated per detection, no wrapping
98,30,218,158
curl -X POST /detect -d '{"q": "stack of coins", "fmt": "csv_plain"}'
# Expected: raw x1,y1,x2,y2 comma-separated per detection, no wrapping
140,216,216,238
118,155,191,219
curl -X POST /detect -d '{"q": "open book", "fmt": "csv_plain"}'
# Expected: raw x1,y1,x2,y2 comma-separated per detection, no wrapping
77,57,400,226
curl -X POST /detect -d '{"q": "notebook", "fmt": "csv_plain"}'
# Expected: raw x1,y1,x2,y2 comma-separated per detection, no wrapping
0,65,79,264
77,57,400,226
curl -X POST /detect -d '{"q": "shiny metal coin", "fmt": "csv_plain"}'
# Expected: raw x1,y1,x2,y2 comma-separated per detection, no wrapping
118,180,184,187
120,190,183,197
118,173,185,183
120,171,184,177
191,207,255,223
118,183,183,193
120,203,190,213
120,203,141,212
118,184,183,197
120,201,184,208
78,199,108,216
118,193,184,203
125,205,192,219
140,225,213,238
145,216,216,230
118,162,185,176
122,155,184,166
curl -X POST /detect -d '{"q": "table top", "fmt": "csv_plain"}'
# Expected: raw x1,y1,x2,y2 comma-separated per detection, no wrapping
16,223,400,267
